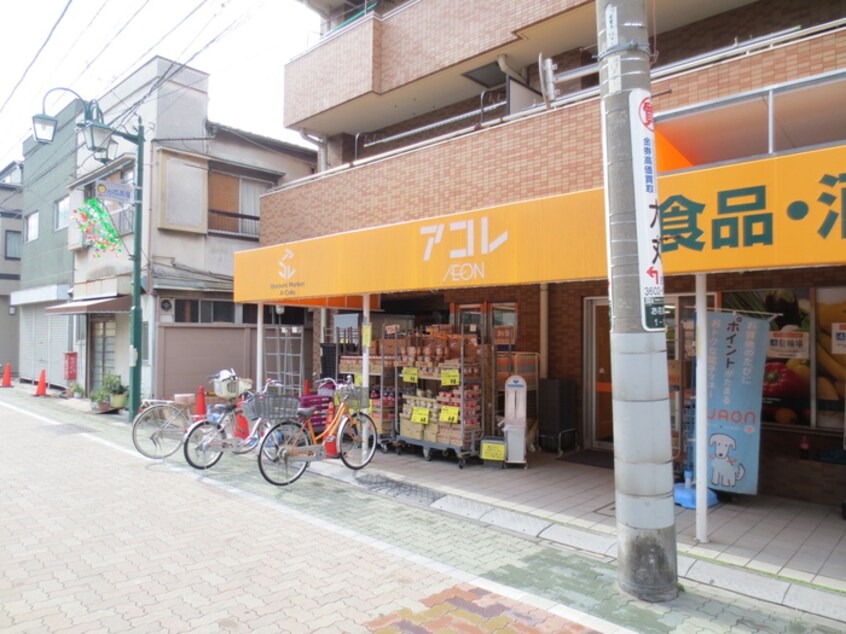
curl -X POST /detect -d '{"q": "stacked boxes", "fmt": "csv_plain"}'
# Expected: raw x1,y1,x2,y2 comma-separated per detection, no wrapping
370,392,396,435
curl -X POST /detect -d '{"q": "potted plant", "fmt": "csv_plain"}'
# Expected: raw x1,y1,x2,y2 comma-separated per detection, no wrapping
68,383,84,399
103,373,129,410
89,387,110,411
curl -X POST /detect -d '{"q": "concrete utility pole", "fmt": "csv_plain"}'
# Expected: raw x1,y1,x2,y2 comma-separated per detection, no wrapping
595,0,678,601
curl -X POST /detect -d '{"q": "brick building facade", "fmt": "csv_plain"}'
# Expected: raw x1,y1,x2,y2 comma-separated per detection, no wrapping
242,0,846,504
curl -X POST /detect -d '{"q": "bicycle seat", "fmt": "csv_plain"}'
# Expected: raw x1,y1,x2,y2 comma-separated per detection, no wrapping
297,406,317,418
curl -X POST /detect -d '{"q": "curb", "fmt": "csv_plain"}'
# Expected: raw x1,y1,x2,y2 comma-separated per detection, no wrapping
311,459,846,624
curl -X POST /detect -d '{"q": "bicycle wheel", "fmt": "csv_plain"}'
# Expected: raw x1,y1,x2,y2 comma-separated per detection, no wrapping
131,404,189,459
258,421,310,486
339,412,377,470
231,417,272,455
183,420,226,469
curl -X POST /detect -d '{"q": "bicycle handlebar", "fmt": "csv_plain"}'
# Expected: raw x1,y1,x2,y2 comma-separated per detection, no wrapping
315,375,355,390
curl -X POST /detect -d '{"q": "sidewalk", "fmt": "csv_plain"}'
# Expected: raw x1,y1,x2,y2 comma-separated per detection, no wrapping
9,381,846,625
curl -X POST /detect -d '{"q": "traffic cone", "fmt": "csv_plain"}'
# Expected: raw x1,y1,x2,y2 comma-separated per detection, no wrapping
0,363,11,388
195,386,206,417
34,369,47,397
234,395,249,439
324,400,338,457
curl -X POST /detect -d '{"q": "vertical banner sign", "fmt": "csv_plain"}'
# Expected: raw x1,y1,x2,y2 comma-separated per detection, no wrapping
629,88,664,331
706,312,770,494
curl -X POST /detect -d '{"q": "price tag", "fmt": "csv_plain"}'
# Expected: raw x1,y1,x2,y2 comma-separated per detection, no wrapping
439,406,460,423
402,367,419,383
440,369,460,386
411,407,430,424
353,373,362,386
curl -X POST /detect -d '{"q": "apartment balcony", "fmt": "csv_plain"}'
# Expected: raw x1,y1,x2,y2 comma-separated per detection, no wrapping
265,24,846,248
285,0,760,136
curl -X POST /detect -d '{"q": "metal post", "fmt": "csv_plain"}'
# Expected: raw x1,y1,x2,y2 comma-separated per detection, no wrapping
128,118,144,419
256,303,265,385
695,273,709,541
596,0,678,601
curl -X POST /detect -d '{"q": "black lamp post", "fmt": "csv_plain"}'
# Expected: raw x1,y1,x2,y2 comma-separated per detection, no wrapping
33,88,145,418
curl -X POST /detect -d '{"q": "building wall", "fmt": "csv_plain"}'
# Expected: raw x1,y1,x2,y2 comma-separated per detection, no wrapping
264,29,845,247
285,0,585,126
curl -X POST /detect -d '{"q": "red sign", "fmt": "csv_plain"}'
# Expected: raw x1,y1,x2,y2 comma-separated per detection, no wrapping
64,352,78,381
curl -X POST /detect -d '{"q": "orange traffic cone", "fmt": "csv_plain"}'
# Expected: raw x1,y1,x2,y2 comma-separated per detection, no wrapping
234,396,249,439
195,386,207,417
324,400,338,457
0,363,11,388
34,369,47,397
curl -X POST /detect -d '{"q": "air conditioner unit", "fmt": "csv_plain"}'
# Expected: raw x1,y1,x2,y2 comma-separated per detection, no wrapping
159,297,175,315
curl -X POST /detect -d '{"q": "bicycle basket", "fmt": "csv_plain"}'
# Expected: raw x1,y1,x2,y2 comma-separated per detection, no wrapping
250,393,300,421
213,377,253,399
334,385,369,412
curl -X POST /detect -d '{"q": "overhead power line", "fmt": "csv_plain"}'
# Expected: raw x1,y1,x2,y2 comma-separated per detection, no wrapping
0,0,75,116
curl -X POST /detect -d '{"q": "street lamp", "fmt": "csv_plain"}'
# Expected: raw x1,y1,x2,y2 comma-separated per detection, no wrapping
33,87,145,419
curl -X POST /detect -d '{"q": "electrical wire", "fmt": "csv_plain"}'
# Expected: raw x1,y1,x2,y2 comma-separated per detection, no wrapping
0,0,75,116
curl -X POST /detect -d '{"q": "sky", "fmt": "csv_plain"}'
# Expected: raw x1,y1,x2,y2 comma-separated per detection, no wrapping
0,0,322,169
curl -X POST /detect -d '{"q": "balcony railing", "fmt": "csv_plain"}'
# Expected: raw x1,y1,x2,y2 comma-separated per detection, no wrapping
208,209,260,240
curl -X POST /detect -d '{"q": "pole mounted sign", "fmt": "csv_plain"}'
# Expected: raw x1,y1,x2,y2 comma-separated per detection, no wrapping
95,179,133,204
630,88,665,331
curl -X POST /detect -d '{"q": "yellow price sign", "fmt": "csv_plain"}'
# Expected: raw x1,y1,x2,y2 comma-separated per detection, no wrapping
440,369,460,386
411,407,430,424
480,440,505,461
353,373,362,386
439,406,460,423
402,367,419,383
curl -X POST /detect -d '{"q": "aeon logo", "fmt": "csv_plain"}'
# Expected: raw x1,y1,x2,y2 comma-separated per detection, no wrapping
277,248,296,279
419,216,508,283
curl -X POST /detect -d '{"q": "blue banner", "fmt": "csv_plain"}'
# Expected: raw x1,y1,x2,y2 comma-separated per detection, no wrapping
705,312,770,494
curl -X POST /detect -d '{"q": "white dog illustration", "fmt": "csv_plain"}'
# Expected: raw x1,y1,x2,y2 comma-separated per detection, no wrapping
710,433,746,487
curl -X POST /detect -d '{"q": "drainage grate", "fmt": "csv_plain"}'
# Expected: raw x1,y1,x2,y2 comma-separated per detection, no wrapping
40,423,92,435
355,473,446,506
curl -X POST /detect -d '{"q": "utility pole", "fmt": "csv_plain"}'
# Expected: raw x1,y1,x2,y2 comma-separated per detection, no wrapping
595,0,678,601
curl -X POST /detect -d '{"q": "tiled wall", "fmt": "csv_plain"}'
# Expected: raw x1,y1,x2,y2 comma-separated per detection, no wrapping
264,29,845,247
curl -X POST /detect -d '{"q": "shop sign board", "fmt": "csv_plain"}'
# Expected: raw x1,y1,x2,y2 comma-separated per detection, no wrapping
766,331,810,359
705,312,770,495
234,145,846,304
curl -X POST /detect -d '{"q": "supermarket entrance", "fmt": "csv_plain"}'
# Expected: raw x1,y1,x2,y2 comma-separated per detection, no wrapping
584,294,714,453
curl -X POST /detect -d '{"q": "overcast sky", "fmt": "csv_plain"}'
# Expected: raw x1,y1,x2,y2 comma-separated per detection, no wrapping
0,0,321,169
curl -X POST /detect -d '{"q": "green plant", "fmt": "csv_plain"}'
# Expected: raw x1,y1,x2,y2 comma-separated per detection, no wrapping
90,387,109,403
70,383,84,396
103,373,128,396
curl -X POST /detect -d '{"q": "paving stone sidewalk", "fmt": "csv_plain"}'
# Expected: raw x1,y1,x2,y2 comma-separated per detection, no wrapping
1,387,844,633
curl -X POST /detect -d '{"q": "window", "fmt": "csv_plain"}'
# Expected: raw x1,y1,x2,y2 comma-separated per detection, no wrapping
24,212,39,242
4,230,21,259
175,299,235,323
54,196,70,230
208,171,270,239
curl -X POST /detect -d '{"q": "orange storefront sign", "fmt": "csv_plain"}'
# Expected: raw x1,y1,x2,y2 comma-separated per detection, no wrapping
235,145,846,303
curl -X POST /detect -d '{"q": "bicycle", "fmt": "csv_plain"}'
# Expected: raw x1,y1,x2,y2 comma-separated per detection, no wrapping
183,372,291,470
257,377,378,486
131,399,194,459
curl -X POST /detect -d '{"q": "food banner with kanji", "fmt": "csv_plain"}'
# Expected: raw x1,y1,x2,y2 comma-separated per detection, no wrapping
705,312,771,495
235,144,846,303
